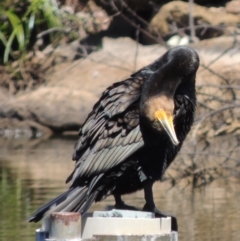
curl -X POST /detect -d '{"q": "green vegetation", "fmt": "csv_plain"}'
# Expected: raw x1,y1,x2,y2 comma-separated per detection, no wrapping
0,166,38,240
0,0,63,64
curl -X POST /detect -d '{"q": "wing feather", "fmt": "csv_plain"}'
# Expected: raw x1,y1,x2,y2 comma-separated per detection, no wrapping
72,126,143,181
69,75,146,185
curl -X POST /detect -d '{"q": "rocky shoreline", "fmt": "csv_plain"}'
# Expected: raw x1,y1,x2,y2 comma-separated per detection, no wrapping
1,0,240,139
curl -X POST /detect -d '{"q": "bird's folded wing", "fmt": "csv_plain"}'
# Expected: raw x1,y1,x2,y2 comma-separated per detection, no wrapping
72,125,143,181
69,76,145,184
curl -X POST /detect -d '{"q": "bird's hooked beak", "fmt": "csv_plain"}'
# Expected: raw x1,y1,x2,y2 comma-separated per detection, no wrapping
155,110,179,146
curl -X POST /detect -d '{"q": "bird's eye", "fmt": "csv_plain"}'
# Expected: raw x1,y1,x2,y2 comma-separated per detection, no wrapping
153,120,161,129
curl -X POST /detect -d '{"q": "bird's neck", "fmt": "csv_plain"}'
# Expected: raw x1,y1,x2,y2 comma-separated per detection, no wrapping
139,116,170,147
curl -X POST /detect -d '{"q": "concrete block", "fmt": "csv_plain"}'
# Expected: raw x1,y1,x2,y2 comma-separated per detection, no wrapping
93,234,177,241
35,211,177,241
81,217,170,239
93,209,155,218
49,212,81,240
161,217,171,234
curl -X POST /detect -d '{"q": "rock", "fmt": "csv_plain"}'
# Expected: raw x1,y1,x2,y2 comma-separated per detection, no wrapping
0,37,166,133
167,35,191,47
0,118,52,139
1,36,240,137
0,87,97,131
190,36,240,138
93,0,232,15
193,0,230,4
226,0,240,14
146,1,240,42
41,40,81,67
190,34,239,51
0,87,11,102
45,37,167,97
93,0,153,15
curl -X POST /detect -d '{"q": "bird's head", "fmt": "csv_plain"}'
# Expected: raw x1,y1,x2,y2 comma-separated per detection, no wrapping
140,46,199,146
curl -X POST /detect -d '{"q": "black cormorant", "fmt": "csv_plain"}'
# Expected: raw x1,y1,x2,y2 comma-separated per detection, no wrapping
29,46,199,231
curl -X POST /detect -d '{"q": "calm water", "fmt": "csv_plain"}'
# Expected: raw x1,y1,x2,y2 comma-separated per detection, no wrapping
0,134,240,241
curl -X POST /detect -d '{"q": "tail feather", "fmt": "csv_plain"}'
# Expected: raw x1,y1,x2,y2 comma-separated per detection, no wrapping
28,186,97,222
61,187,88,212
79,191,99,213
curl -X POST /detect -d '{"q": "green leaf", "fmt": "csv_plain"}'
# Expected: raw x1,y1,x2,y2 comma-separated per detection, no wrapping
25,13,35,46
0,30,8,47
28,13,35,31
6,10,25,52
4,30,16,64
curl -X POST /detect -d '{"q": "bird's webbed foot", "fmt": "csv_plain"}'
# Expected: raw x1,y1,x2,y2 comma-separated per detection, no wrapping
113,194,139,211
114,202,139,211
142,203,178,232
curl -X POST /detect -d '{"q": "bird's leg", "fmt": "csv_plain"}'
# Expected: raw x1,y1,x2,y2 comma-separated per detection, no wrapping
113,194,139,211
142,181,178,231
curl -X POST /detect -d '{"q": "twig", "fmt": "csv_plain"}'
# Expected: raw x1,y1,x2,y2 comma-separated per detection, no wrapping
134,25,140,72
65,44,89,72
109,0,167,47
120,0,166,48
201,63,236,100
197,101,215,110
168,24,226,37
197,91,236,103
37,27,71,39
197,84,240,90
178,152,240,164
206,36,238,68
195,103,240,124
189,0,196,42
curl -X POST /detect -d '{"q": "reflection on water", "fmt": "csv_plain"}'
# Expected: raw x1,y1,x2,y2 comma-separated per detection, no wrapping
0,135,240,241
